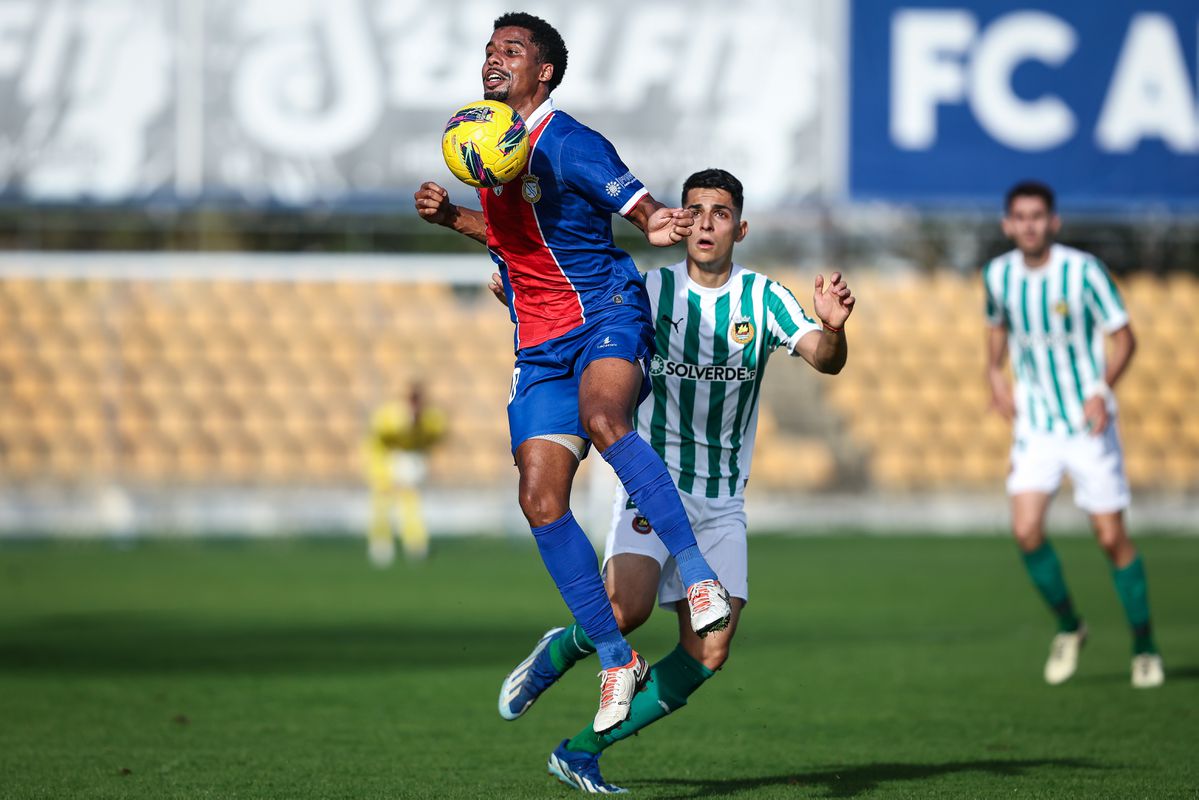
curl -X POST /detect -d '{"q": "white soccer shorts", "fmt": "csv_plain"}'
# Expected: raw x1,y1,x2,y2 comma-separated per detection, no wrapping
602,486,748,610
1006,422,1131,514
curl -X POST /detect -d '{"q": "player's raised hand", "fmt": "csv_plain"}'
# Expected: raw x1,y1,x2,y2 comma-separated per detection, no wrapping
644,207,694,247
813,272,855,330
488,272,509,307
414,181,456,226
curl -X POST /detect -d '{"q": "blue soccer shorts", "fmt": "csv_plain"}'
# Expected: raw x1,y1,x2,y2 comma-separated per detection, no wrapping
507,307,654,456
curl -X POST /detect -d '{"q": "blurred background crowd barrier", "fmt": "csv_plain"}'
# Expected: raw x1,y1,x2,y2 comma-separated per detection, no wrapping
0,0,1195,536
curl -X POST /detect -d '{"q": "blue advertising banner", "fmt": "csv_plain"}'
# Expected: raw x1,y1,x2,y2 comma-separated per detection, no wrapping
850,0,1199,209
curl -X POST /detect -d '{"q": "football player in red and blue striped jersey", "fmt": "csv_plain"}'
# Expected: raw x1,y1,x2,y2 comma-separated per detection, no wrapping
414,12,731,744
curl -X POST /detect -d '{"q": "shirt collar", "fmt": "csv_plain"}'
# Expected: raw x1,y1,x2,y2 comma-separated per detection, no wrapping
682,261,743,296
1018,243,1059,274
525,97,556,131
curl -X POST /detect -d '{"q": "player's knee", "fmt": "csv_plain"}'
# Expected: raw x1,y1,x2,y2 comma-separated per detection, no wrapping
583,410,630,453
1012,521,1045,552
517,488,568,528
1095,525,1128,561
699,639,730,672
610,595,652,634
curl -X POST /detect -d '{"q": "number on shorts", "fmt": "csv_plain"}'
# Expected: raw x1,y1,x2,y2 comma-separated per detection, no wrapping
508,367,521,405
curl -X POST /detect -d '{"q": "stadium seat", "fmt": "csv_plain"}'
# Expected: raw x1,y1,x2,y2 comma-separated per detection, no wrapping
0,270,1194,494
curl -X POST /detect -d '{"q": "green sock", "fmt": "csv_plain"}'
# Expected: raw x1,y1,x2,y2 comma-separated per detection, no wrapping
566,644,715,755
548,624,596,674
1021,541,1081,633
1111,555,1157,655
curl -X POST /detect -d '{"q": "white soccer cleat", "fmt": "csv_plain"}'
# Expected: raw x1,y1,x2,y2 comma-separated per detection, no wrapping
1131,653,1164,689
686,579,731,638
592,651,648,735
1044,623,1087,685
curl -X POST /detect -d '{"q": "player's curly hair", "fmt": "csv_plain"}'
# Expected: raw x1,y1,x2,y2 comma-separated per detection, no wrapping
494,12,568,93
682,169,745,215
1005,180,1055,214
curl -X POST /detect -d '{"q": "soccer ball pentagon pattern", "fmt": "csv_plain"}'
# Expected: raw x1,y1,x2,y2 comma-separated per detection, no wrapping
441,101,530,188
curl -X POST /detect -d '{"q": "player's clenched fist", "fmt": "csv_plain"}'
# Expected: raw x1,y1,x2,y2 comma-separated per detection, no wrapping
414,181,455,226
813,271,855,330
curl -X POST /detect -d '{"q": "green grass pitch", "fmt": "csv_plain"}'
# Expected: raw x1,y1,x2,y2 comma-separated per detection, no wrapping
1,534,1196,799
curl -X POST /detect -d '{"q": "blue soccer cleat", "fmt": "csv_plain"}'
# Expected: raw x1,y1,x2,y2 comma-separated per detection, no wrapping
498,627,566,720
547,739,626,794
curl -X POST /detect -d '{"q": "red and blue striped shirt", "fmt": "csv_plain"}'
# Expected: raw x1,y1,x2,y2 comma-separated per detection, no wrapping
479,98,649,351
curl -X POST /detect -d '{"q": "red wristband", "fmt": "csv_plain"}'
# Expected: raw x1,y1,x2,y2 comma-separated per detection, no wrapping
822,322,843,334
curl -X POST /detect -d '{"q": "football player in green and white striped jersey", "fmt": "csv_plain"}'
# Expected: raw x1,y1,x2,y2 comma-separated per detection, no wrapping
985,180,1162,690
493,169,855,793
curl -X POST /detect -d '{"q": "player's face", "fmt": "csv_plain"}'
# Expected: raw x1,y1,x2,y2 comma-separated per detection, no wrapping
1003,196,1060,256
684,188,747,269
482,27,547,105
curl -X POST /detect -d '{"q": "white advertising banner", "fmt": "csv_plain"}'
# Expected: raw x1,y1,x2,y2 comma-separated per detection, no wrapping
0,0,843,209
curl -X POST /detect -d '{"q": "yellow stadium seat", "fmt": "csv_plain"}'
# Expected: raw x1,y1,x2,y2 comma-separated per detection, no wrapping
3,271,1191,494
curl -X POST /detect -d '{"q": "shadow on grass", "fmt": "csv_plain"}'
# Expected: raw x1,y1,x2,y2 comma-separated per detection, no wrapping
1072,663,1198,685
0,612,540,676
632,757,1103,799
1162,665,1199,681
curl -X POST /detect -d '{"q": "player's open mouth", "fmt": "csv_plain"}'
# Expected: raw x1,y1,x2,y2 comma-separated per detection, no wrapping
696,237,716,250
484,70,509,90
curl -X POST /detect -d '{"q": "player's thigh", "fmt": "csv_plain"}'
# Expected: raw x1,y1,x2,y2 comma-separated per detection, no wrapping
576,319,653,450
1065,424,1131,516
603,553,662,634
578,358,644,449
1006,432,1065,499
1007,432,1064,548
675,597,745,671
507,355,587,451
1010,492,1054,551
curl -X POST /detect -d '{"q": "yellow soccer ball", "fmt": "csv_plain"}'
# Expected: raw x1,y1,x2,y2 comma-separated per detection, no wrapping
440,101,529,188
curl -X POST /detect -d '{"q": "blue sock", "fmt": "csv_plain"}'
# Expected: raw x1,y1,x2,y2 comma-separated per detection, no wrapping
600,431,717,588
530,511,631,669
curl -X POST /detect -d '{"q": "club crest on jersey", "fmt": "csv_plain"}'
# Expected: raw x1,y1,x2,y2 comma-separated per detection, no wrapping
1054,300,1069,316
731,316,755,345
521,174,541,203
492,185,503,196
631,515,652,535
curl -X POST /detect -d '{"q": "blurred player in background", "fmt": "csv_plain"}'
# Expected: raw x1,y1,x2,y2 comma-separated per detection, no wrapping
413,12,731,734
984,181,1163,689
362,385,446,566
493,169,855,793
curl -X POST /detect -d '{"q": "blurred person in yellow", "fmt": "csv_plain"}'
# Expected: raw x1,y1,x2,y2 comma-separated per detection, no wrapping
363,385,447,566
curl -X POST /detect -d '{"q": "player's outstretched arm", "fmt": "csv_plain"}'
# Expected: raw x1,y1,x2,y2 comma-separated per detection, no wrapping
624,194,694,247
413,181,488,244
986,325,1016,421
795,272,854,374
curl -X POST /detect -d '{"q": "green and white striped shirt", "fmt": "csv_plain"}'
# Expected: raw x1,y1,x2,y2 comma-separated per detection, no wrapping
639,262,821,498
983,244,1129,436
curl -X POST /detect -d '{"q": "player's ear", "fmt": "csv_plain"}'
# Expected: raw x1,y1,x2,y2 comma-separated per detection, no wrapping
735,219,748,243
1049,214,1062,236
539,63,554,85
1000,215,1014,240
